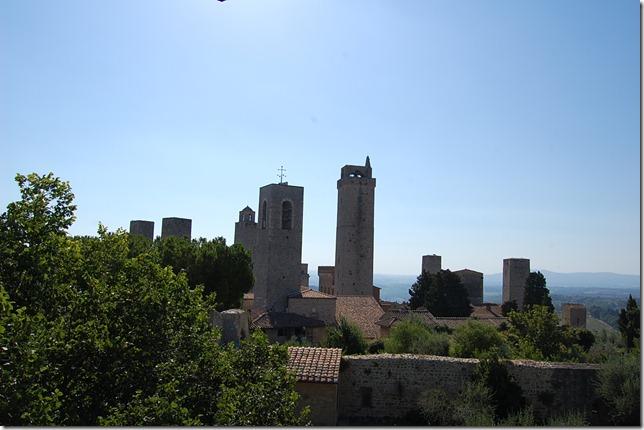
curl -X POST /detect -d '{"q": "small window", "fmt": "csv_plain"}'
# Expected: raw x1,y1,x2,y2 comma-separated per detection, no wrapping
261,201,267,229
281,200,292,230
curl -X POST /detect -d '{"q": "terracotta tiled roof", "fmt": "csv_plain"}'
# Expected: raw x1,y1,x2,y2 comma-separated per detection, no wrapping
471,303,504,318
288,288,336,299
251,311,326,329
375,309,436,328
335,296,384,339
431,317,507,329
287,347,342,384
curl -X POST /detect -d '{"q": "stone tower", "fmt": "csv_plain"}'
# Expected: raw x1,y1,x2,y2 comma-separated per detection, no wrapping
252,182,304,312
562,303,587,328
422,254,441,275
334,157,376,296
161,217,192,240
502,258,530,310
129,220,154,241
234,206,257,256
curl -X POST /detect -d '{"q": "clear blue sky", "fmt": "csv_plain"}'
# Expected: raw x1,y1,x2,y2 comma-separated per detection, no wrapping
0,0,639,276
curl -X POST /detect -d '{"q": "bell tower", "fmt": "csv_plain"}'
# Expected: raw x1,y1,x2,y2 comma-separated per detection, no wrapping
334,156,376,296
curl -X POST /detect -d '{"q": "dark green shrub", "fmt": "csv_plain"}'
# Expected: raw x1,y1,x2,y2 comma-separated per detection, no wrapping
324,317,367,355
383,317,449,355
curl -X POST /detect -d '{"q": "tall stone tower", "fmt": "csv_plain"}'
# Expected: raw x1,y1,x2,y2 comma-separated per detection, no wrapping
502,258,530,310
129,220,154,241
234,206,257,256
161,217,192,240
252,182,304,312
422,254,441,275
334,157,376,296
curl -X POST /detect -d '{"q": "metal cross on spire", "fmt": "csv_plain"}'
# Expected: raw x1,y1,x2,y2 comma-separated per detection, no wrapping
277,165,287,184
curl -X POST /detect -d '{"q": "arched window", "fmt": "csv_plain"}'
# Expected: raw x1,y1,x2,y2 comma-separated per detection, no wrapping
261,201,267,229
281,200,292,230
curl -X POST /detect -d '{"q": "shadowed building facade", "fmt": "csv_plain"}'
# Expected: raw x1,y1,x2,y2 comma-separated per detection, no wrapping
252,182,304,312
334,157,376,296
502,258,530,310
129,220,154,241
161,217,192,240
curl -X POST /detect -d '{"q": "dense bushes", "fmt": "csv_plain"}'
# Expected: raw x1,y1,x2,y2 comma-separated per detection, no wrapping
324,317,367,355
0,173,308,426
383,317,449,355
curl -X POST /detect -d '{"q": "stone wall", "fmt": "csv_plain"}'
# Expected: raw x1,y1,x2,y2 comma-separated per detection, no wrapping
337,354,599,424
296,382,338,426
288,297,337,326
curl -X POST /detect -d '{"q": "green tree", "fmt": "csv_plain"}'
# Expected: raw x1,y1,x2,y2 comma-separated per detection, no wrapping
501,300,518,316
383,317,449,355
473,353,526,420
523,271,553,312
0,172,306,426
324,317,367,355
594,350,640,425
450,321,508,359
617,294,640,350
409,270,472,317
506,305,569,361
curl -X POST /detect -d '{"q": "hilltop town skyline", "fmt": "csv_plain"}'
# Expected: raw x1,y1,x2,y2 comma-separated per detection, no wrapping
1,1,639,276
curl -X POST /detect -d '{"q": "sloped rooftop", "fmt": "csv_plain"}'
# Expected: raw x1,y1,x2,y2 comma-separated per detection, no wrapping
336,295,384,339
287,347,342,384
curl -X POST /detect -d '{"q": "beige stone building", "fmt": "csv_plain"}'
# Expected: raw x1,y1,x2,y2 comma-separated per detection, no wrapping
561,303,587,328
287,347,342,426
503,258,530,310
454,268,484,305
422,254,441,274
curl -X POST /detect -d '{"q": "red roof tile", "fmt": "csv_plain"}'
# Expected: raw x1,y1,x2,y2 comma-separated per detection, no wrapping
335,296,384,339
287,347,342,384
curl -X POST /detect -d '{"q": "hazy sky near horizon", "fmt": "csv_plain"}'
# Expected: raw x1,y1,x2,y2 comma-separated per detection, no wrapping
1,1,639,276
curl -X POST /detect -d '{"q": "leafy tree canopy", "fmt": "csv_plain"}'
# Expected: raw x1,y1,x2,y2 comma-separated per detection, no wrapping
383,316,449,356
409,270,472,317
450,321,508,359
324,316,367,355
523,271,553,312
617,294,640,350
0,172,306,426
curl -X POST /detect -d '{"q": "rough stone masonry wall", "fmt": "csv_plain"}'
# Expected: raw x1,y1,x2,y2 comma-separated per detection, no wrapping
338,354,599,424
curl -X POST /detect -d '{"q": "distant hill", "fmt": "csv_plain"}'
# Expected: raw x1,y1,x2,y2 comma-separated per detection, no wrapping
363,271,640,303
484,270,640,289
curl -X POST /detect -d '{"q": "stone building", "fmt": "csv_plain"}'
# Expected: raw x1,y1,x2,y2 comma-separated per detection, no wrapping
287,347,342,426
562,303,587,328
234,206,257,256
161,217,192,240
502,258,530,310
252,182,304,312
300,263,310,290
453,268,484,305
422,254,441,275
334,157,376,296
251,311,326,344
129,220,154,240
318,266,336,295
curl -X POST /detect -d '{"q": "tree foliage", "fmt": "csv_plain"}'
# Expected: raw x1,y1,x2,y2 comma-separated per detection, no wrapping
408,270,472,317
617,294,640,350
506,305,570,361
450,321,508,359
0,172,307,426
324,317,367,355
523,271,553,312
383,317,449,356
594,350,640,425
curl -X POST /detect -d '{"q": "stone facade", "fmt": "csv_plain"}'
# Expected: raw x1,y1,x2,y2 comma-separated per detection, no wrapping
129,220,154,240
161,217,192,240
296,382,338,426
208,309,250,345
562,303,587,328
318,266,336,296
337,354,599,425
503,258,530,310
300,263,310,290
453,268,484,305
234,206,257,257
334,157,376,296
288,296,337,326
252,183,304,312
421,254,441,275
